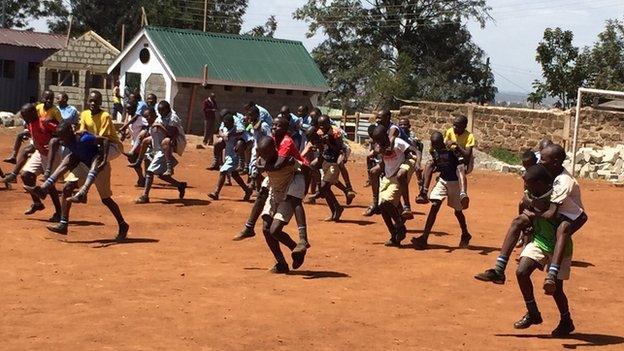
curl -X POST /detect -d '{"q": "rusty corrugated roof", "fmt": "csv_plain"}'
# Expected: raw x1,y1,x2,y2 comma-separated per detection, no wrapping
0,28,65,49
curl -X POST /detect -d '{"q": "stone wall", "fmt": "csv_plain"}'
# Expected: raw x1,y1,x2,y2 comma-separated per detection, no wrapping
398,101,624,152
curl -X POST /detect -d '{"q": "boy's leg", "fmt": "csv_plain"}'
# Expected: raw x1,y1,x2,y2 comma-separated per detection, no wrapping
416,160,434,204
291,195,310,252
544,213,587,295
68,157,103,203
208,139,225,170
475,214,532,284
3,144,36,185
101,197,130,240
454,210,472,248
380,201,406,247
397,167,413,220
21,171,46,214
161,137,175,176
47,180,78,235
272,197,307,269
320,183,343,221
338,162,356,204
208,172,227,200
235,186,269,240
128,136,151,168
136,171,155,203
160,174,187,199
457,164,469,209
262,219,289,273
514,257,543,329
364,164,382,216
551,280,575,336
412,199,442,249
4,131,26,163
231,171,253,201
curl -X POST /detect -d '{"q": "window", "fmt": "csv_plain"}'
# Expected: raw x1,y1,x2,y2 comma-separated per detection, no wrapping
286,90,293,96
28,62,39,80
58,70,79,86
0,59,15,79
224,85,233,91
245,87,254,93
267,88,275,95
89,74,105,89
139,48,150,64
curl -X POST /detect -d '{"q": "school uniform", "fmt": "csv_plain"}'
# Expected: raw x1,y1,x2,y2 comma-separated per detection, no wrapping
146,110,186,175
378,138,410,207
521,218,573,280
429,149,463,211
444,128,476,173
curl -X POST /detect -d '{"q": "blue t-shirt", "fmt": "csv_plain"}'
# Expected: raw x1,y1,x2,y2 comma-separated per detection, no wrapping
135,100,148,117
432,149,460,181
66,132,99,166
59,105,80,125
257,105,272,126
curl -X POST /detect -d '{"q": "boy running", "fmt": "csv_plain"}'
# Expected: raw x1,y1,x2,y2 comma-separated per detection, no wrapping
411,132,472,250
316,115,345,221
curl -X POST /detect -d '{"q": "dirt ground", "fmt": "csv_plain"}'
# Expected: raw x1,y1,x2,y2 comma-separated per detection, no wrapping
1,128,623,351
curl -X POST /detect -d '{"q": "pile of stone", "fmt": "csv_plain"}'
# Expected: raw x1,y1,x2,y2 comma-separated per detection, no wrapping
0,111,23,127
566,145,624,182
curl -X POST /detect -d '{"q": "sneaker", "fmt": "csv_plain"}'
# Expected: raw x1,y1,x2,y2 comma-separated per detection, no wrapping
206,160,221,171
208,192,219,201
163,164,174,177
233,226,255,241
384,238,399,247
551,317,575,337
2,172,17,184
291,247,307,269
243,188,253,201
332,205,344,221
513,313,543,329
116,222,130,241
415,191,429,204
135,195,150,204
460,192,470,210
46,222,68,235
543,273,557,296
401,206,414,220
395,225,407,244
67,191,88,204
48,212,61,223
459,233,472,248
411,235,428,250
136,178,146,188
304,197,316,205
474,269,506,284
269,262,289,274
23,185,48,200
363,205,380,217
178,182,187,199
24,202,45,215
3,156,16,164
345,190,356,205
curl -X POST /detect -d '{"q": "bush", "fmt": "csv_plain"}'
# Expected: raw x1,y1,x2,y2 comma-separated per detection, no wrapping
489,147,522,165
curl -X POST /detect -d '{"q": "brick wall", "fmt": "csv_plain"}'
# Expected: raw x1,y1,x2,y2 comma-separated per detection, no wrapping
398,101,624,152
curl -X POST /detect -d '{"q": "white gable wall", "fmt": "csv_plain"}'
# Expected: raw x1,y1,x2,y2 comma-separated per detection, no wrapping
118,34,176,102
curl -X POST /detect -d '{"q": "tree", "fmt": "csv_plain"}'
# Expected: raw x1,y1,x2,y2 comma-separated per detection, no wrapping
245,15,277,37
46,0,250,49
534,28,585,109
1,0,57,28
579,19,624,92
294,0,496,110
527,80,546,109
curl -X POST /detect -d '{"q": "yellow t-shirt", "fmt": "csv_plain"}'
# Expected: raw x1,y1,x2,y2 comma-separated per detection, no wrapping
79,109,124,152
444,128,476,149
36,103,62,122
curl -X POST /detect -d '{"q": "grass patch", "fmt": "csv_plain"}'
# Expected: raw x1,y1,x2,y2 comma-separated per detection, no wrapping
489,147,522,165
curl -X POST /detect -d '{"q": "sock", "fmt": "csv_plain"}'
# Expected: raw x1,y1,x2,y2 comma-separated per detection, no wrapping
548,264,560,277
42,174,58,189
245,222,253,229
298,226,308,243
60,216,68,226
525,299,540,316
494,255,508,274
86,171,97,183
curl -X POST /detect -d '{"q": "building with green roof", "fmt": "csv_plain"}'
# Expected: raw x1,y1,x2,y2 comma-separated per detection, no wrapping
108,26,328,133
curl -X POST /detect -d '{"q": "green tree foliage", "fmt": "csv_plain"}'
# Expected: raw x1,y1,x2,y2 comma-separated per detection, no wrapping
46,0,250,48
579,19,624,92
294,0,497,110
526,80,546,109
533,28,585,109
1,0,57,28
245,15,277,37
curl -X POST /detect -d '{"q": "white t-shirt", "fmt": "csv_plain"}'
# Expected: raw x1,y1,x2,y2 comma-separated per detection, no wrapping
382,138,409,177
551,168,584,220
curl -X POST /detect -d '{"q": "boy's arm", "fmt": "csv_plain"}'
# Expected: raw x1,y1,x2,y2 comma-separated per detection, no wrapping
538,202,559,220
93,135,111,165
119,115,139,132
265,156,295,172
44,138,61,178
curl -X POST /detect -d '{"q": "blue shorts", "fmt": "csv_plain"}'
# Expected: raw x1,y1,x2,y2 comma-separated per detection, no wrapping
220,154,239,174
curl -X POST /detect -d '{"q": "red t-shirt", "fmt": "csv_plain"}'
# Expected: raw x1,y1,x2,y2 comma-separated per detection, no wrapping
28,117,59,156
276,134,308,165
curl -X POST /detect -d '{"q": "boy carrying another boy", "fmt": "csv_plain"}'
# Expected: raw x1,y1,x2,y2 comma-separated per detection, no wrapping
315,115,346,221
411,131,471,250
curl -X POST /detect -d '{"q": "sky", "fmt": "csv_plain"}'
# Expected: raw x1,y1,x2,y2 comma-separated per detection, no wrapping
31,0,624,93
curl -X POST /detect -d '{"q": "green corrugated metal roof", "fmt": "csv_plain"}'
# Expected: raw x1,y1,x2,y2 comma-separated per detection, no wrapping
145,26,328,91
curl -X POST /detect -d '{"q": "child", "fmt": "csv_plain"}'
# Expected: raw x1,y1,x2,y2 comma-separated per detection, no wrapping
510,165,576,336
245,106,271,192
370,124,408,246
135,104,188,203
522,150,538,171
396,117,422,220
208,111,253,201
411,131,472,250
316,115,345,221
256,135,308,273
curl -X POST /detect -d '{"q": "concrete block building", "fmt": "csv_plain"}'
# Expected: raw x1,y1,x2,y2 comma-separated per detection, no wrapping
108,26,329,134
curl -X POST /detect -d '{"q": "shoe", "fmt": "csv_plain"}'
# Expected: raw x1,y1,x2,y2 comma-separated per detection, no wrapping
384,239,399,247
23,185,48,200
24,202,45,215
304,197,316,205
48,212,61,222
332,205,344,221
3,156,16,164
233,226,256,241
163,165,174,176
514,313,543,329
208,192,219,200
178,182,187,199
2,172,17,184
207,160,221,171
67,191,88,204
345,190,356,205
401,206,414,220
395,225,407,244
543,273,557,296
411,235,428,250
460,192,470,210
46,222,68,235
363,205,380,217
474,269,506,284
415,191,429,204
269,262,289,274
135,195,149,204
459,233,472,248
243,187,253,201
136,178,146,188
551,317,575,337
116,222,130,241
291,246,307,269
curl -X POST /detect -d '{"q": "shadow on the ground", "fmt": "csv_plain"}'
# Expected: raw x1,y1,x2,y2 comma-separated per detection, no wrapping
406,229,450,237
495,332,624,349
571,260,595,268
154,198,211,207
27,218,105,227
287,270,351,279
395,242,499,255
60,237,160,248
336,219,376,226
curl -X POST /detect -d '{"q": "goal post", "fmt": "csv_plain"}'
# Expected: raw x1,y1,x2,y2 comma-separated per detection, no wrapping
572,88,624,176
